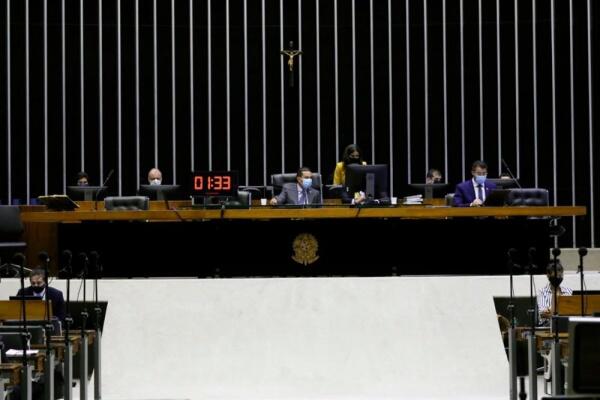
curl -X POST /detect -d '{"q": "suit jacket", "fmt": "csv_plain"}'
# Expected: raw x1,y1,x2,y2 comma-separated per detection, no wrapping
453,179,497,207
16,286,65,322
274,183,321,205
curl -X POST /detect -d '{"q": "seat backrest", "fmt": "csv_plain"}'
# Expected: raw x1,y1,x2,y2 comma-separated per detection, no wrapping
506,188,549,206
104,196,149,211
0,206,24,240
237,190,251,206
270,173,322,196
0,326,45,345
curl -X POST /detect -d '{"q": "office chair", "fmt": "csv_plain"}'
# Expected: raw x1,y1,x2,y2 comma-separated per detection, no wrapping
507,188,549,206
270,173,323,197
0,206,27,264
104,196,149,211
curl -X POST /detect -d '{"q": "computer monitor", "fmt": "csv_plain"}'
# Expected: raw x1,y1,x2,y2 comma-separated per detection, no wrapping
486,178,520,188
67,185,107,201
493,296,537,327
483,189,510,206
567,317,600,395
345,164,389,202
138,184,182,201
407,183,450,200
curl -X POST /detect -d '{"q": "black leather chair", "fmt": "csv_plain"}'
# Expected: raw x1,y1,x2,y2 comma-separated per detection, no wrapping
104,196,149,211
0,206,27,260
507,188,549,206
270,173,323,196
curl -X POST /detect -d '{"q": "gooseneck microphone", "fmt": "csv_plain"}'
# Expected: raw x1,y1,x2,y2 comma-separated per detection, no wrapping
501,159,522,189
578,247,588,316
95,169,115,210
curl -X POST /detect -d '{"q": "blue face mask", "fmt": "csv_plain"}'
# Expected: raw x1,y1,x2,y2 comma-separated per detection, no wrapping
474,175,487,185
302,178,312,190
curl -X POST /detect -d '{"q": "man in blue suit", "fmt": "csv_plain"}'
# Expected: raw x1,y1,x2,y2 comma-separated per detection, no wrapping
16,268,66,322
270,167,321,206
453,160,497,207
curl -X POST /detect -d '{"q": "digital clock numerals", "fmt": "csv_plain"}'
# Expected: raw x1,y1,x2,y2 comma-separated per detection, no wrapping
194,175,232,191
194,176,204,190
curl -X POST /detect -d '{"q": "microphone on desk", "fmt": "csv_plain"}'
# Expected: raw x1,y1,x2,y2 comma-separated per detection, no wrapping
507,248,520,270
95,169,115,210
77,252,89,279
59,249,73,278
501,159,522,189
527,247,537,271
37,251,50,267
89,251,101,279
0,253,32,277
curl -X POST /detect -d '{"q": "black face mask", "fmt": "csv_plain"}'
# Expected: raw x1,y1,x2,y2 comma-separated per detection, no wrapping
346,158,361,165
32,285,45,294
549,276,563,288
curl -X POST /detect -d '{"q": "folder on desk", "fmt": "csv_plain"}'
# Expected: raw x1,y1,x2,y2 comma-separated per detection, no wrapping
38,195,80,211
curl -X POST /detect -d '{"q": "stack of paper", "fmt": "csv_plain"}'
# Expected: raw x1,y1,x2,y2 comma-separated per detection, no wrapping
6,349,39,357
403,194,423,205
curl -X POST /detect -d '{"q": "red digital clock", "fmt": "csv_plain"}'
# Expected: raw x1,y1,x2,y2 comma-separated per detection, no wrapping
191,171,238,196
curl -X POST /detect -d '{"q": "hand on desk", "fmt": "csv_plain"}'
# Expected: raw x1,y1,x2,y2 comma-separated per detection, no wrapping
470,199,483,207
269,198,278,206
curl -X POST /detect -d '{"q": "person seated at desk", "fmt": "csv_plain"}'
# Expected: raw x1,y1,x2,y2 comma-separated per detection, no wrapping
452,160,497,207
333,144,367,185
425,168,442,184
16,268,65,323
537,259,572,326
147,167,163,185
269,167,321,206
76,171,89,186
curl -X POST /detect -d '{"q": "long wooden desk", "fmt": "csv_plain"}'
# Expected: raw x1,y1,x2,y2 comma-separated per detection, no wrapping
21,204,586,222
20,203,586,278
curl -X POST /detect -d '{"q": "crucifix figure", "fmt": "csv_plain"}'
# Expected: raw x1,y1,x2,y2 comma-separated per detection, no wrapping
280,41,303,88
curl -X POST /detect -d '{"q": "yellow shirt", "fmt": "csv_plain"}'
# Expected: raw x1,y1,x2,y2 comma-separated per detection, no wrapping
333,161,367,185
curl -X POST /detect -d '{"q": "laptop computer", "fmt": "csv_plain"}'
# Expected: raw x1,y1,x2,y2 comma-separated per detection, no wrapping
484,189,510,206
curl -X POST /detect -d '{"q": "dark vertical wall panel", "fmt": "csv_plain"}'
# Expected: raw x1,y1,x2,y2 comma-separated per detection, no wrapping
2,0,599,247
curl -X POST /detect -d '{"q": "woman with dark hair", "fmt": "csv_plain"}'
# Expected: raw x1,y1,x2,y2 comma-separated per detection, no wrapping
333,144,366,185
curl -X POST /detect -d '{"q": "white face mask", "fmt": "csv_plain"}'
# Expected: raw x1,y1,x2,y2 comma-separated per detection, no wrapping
150,178,162,186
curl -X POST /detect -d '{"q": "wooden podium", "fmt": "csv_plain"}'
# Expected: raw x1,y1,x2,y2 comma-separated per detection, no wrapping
557,294,600,316
0,300,51,321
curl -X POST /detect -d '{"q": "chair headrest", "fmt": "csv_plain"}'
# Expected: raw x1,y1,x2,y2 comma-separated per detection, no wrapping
0,206,24,238
507,188,549,206
104,196,149,211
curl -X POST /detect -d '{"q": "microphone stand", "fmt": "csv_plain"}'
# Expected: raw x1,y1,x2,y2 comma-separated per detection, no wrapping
550,248,563,395
506,249,518,400
90,252,103,400
501,159,522,189
62,251,74,400
41,255,55,400
577,247,588,316
79,254,90,400
525,247,537,400
18,260,33,400
94,169,114,211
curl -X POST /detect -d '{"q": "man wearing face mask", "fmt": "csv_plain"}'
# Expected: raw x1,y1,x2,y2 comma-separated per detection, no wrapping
537,259,572,326
16,269,65,322
270,167,321,206
148,167,163,185
452,160,497,207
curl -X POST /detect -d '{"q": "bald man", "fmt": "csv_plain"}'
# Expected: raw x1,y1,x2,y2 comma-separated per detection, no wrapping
147,168,163,185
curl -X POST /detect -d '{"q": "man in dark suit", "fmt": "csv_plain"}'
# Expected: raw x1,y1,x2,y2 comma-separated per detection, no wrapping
453,160,497,207
16,268,65,322
270,167,321,205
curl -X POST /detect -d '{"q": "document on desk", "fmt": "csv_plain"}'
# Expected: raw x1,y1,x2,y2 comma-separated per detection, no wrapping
6,349,39,357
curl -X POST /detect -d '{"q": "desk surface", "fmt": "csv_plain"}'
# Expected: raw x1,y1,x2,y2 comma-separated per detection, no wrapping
21,204,586,222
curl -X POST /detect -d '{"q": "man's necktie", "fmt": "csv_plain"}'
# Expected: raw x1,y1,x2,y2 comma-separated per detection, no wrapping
477,184,484,201
299,190,305,205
